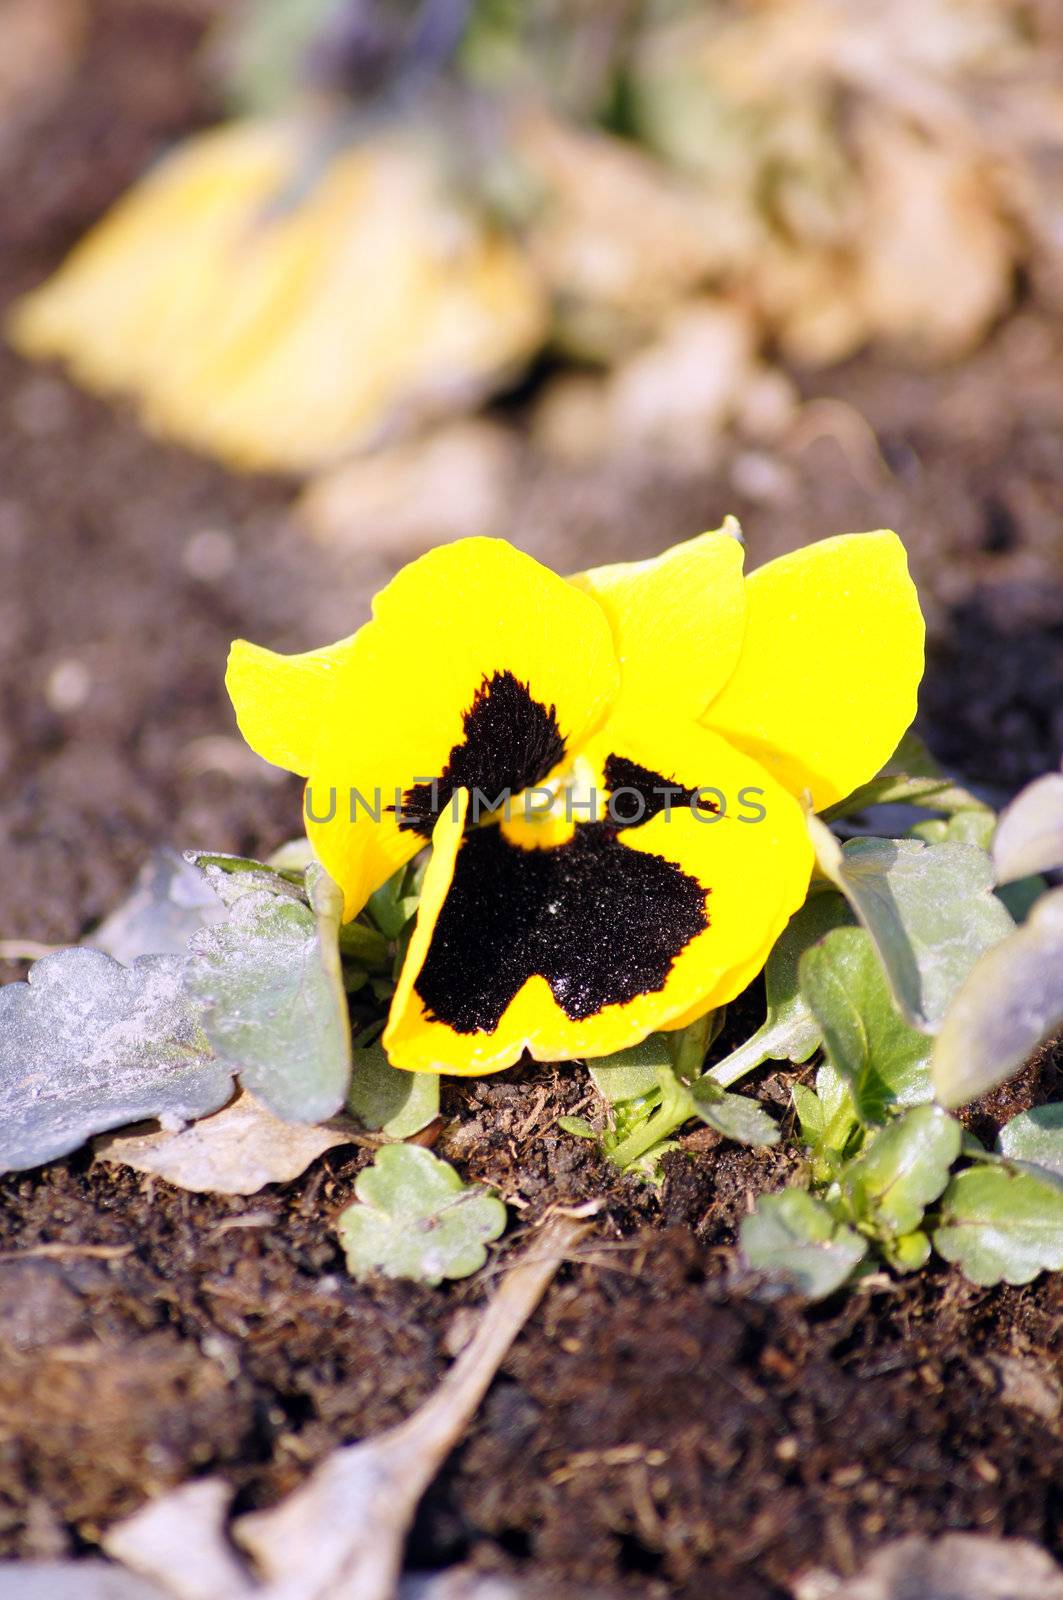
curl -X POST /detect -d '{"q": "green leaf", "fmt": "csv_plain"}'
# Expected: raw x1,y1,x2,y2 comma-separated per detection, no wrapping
992,769,1063,883
792,1081,825,1147
798,927,933,1123
843,1105,962,1237
184,850,306,906
932,887,1063,1108
807,823,1015,1032
821,731,988,820
690,1079,779,1146
708,892,853,1088
885,1229,932,1272
0,949,232,1175
347,1042,440,1139
909,809,996,850
337,921,390,971
366,859,423,942
185,863,351,1123
739,1190,867,1300
997,1104,1063,1181
557,1115,596,1139
996,874,1049,926
589,1034,673,1103
336,1145,507,1285
934,1164,1063,1285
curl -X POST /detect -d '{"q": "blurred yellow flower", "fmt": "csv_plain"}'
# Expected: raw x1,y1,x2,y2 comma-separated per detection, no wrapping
6,119,545,472
227,527,924,1074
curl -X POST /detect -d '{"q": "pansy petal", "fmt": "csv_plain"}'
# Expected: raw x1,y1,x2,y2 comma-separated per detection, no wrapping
384,721,813,1074
306,537,620,918
226,634,361,777
703,531,924,810
570,523,747,720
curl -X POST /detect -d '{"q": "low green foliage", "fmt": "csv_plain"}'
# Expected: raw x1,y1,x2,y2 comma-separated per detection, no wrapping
347,1041,440,1138
574,754,1063,1298
708,891,852,1088
997,1104,1063,1179
739,1190,867,1300
799,926,933,1122
841,1105,961,1241
3,738,1062,1300
336,1145,507,1284
573,1033,779,1177
933,1165,1063,1286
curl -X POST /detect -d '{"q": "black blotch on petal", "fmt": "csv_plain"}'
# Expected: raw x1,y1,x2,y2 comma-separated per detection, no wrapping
414,823,709,1034
603,753,709,827
398,671,566,839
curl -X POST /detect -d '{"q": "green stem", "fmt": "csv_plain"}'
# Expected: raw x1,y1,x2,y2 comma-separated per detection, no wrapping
609,1074,694,1170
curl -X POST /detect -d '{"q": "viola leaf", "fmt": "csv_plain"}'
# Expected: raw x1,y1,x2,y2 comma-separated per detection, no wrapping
184,849,306,908
933,1164,1063,1286
798,926,933,1123
992,769,1063,883
366,864,421,940
885,1230,932,1273
347,1041,440,1138
0,949,232,1175
807,823,1015,1032
690,1079,779,1146
793,1061,860,1160
843,1104,962,1238
708,891,853,1088
589,1034,673,1104
997,1104,1063,1181
336,1145,507,1285
792,1081,825,1147
185,863,351,1123
557,1115,596,1139
932,887,1063,1108
739,1189,867,1300
908,809,996,850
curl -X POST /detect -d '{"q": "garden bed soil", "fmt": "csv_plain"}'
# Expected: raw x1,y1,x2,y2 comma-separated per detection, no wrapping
2,6,1063,1596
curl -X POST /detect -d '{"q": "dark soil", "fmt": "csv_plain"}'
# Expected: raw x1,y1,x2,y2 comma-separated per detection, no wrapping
2,5,1063,1597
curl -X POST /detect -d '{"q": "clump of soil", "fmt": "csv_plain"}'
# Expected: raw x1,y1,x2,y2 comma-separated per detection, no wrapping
2,5,1063,1597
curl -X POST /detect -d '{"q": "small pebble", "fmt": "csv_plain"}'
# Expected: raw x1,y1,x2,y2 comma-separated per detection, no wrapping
44,656,91,713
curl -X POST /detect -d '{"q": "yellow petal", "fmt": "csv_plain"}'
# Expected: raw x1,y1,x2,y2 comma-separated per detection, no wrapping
225,633,362,777
570,522,747,722
305,537,620,919
703,531,925,811
384,719,813,1074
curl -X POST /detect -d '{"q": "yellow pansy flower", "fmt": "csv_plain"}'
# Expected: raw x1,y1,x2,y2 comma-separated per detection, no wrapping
226,527,924,1075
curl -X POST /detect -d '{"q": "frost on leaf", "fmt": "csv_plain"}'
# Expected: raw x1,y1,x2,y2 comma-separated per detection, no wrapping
0,948,232,1175
184,863,351,1124
807,823,1014,1032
